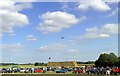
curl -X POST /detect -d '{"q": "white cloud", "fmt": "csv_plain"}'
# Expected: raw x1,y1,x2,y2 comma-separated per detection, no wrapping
77,0,111,12
83,26,109,39
37,43,66,52
26,35,37,41
0,1,32,34
83,23,118,39
37,11,80,34
2,43,24,52
102,24,118,34
81,33,110,39
68,49,79,53
16,2,32,11
70,23,118,43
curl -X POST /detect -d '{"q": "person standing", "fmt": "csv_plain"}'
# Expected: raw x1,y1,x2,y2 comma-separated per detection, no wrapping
31,67,34,73
106,66,111,76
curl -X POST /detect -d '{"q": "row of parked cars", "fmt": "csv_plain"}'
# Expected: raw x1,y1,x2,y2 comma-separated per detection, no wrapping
1,68,44,73
0,67,82,73
85,67,120,75
1,66,120,75
54,66,120,75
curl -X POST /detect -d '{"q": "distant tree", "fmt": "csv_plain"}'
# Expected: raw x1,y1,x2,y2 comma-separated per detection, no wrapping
2,63,18,65
95,53,109,67
34,62,39,66
109,53,119,66
85,61,94,64
95,52,118,67
34,62,47,66
77,61,94,64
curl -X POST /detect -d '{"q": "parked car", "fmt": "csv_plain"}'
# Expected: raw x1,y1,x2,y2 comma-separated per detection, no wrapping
55,69,67,73
67,68,73,71
2,68,7,73
34,68,42,73
19,68,26,73
111,67,119,75
89,67,98,74
96,67,106,74
1,68,12,73
12,68,19,73
73,69,83,74
51,68,57,71
25,68,31,73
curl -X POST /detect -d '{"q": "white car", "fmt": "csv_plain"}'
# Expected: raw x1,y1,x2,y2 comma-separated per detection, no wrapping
19,68,26,73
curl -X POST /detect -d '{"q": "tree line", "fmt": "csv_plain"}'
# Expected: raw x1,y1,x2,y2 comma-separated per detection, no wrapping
77,61,94,64
34,62,47,66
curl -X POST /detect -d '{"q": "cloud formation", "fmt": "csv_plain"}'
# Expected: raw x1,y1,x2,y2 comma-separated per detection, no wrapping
68,49,79,53
0,1,32,34
77,0,111,12
37,11,80,34
26,35,37,41
82,23,118,39
70,23,118,43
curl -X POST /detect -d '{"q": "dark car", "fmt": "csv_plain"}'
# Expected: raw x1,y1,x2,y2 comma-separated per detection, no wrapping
2,68,7,73
95,67,106,74
2,68,11,73
89,67,98,74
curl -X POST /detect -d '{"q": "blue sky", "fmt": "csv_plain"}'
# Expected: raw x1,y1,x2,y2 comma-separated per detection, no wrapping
0,1,118,63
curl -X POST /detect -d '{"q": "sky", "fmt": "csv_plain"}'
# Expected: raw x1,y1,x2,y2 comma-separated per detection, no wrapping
0,0,119,63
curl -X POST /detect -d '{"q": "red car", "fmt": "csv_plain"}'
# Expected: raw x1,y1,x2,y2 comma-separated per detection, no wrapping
111,67,119,75
73,69,83,74
34,69,42,73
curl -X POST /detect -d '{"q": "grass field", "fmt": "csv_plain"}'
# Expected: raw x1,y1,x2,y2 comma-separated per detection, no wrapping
1,74,120,76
